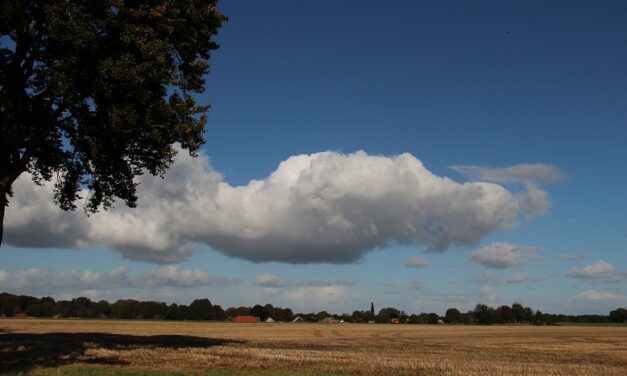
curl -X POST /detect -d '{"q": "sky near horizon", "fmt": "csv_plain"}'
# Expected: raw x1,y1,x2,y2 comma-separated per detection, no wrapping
1,0,626,315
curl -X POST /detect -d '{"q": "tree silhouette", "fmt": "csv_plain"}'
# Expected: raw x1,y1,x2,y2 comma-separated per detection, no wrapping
0,0,226,245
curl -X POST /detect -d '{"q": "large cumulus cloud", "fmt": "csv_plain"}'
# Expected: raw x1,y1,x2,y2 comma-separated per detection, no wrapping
5,149,550,264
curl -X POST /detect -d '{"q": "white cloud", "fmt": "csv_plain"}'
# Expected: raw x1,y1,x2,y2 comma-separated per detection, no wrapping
506,273,544,284
605,272,627,284
254,273,289,287
139,266,242,287
472,273,502,286
282,285,352,312
479,287,500,303
252,273,350,288
450,163,566,184
6,148,550,264
471,242,540,269
408,280,425,290
404,256,430,268
576,290,626,301
0,267,129,292
0,266,239,294
567,260,615,279
555,253,592,261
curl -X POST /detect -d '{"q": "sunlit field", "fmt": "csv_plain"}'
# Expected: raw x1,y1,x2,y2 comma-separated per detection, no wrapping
1,319,626,375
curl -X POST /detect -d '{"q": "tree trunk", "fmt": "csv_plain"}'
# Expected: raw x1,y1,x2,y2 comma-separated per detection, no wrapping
0,190,5,247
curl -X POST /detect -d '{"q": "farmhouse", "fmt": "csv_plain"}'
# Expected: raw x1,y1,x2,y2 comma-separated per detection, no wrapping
233,315,259,323
292,316,305,323
320,317,339,324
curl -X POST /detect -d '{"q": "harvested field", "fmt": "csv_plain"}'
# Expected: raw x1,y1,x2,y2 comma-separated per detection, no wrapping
1,319,626,375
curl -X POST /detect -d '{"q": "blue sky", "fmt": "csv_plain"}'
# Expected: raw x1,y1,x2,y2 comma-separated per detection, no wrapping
1,0,626,315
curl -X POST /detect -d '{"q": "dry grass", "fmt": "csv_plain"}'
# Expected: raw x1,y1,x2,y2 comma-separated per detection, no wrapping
1,319,626,375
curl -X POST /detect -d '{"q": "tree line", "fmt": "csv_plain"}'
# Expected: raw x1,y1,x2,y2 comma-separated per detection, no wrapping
1,292,625,324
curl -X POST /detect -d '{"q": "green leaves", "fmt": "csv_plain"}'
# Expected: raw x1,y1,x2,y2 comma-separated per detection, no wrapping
0,0,226,216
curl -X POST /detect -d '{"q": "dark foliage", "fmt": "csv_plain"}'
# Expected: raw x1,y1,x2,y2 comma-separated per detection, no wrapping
0,292,621,325
0,0,226,245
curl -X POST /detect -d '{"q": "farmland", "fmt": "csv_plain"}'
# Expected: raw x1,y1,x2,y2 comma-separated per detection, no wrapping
1,319,626,375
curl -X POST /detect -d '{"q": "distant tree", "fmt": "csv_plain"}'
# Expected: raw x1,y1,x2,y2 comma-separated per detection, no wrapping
474,304,496,325
25,303,42,317
94,300,111,318
176,304,191,320
377,307,401,323
251,304,271,321
111,299,140,319
189,299,213,320
511,303,530,324
39,296,56,317
370,302,375,319
609,308,627,323
0,0,226,246
444,308,461,324
427,312,439,324
315,311,331,321
224,306,251,318
351,310,366,323
406,314,419,324
416,313,430,324
166,303,180,320
496,305,514,324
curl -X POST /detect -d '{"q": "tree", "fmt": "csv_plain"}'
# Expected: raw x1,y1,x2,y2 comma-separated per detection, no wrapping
189,298,213,320
609,308,627,323
251,304,270,321
444,308,461,324
377,307,400,323
511,303,526,324
474,304,496,325
427,312,439,324
0,0,226,245
496,305,514,324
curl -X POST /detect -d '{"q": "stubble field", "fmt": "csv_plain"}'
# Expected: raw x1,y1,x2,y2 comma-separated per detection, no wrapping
1,319,626,375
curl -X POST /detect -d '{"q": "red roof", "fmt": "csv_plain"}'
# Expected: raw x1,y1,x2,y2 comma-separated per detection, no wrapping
233,315,259,323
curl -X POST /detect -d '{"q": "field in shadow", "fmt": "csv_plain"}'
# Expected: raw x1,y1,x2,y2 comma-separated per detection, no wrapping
0,331,242,373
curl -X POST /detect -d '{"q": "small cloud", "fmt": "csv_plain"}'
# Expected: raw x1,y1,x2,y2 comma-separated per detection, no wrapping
471,242,540,269
576,290,626,301
282,285,352,312
252,273,351,288
408,280,425,290
506,273,544,284
605,272,627,284
479,287,500,302
404,256,430,268
253,273,291,288
0,265,240,295
567,260,615,280
450,163,566,184
472,273,502,286
139,265,243,288
555,253,592,261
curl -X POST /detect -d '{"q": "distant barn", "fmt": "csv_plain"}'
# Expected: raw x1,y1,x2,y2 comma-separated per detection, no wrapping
233,315,259,323
292,316,305,323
